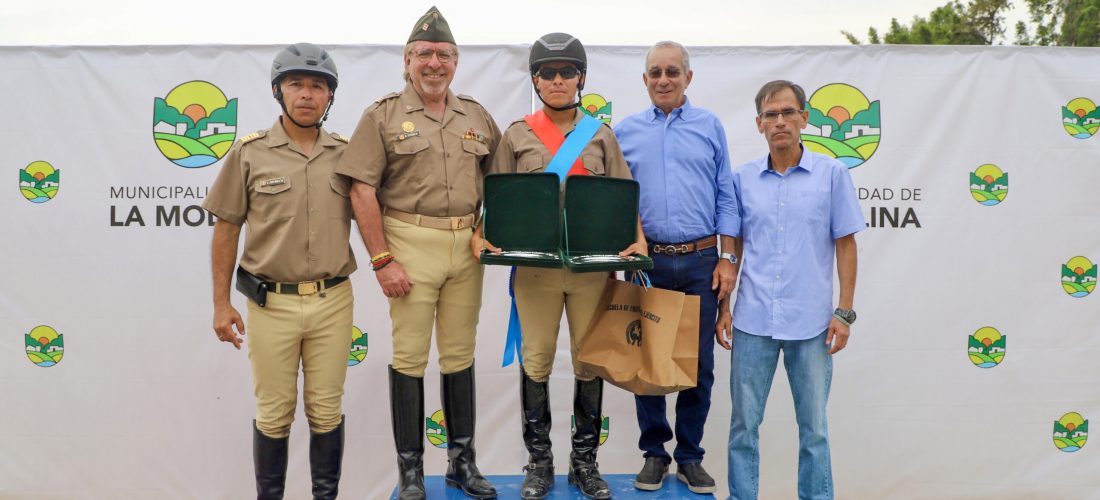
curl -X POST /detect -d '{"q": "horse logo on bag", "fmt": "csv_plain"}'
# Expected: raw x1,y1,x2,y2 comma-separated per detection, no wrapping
625,320,642,346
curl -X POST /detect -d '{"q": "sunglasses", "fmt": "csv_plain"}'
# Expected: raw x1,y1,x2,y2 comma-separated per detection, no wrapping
536,66,580,80
646,67,684,79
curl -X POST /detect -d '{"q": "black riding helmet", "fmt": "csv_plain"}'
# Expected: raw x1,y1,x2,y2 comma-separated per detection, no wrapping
271,42,338,128
529,33,586,111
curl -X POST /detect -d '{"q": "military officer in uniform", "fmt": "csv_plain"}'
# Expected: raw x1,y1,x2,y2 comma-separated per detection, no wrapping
471,33,648,500
336,7,501,500
205,43,354,500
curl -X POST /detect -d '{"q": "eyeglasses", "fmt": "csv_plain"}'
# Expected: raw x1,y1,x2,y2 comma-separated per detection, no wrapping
759,108,803,122
646,67,683,79
536,66,580,80
413,49,455,63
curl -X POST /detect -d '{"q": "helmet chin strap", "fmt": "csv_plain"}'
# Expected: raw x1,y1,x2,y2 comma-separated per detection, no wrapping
534,87,583,112
273,87,334,129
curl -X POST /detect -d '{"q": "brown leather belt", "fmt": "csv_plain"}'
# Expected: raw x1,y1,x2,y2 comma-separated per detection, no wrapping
649,235,718,255
383,207,477,230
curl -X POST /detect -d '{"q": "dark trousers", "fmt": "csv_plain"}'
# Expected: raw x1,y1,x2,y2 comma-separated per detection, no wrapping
634,247,719,465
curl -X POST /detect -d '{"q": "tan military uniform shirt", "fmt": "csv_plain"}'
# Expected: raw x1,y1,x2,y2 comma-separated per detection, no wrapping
336,83,501,217
489,111,632,180
204,118,357,283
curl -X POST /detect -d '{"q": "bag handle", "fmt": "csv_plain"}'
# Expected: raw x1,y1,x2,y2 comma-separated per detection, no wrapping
629,270,652,288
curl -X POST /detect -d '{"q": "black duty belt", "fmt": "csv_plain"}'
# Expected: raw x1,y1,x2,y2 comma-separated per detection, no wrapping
649,235,719,255
264,277,348,295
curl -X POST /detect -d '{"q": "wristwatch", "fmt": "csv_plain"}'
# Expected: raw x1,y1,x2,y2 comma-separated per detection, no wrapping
833,308,857,326
720,252,738,264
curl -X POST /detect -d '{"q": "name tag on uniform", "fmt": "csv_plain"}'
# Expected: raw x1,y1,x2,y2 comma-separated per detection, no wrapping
261,177,288,187
395,130,421,141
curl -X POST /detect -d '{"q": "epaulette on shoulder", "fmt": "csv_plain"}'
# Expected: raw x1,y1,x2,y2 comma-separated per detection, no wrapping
509,117,527,128
330,133,348,143
374,91,402,104
237,130,266,145
456,93,480,104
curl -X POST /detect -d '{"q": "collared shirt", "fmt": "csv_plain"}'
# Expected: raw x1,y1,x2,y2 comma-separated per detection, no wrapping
490,110,632,180
204,118,357,283
731,146,865,340
613,97,739,244
336,83,501,217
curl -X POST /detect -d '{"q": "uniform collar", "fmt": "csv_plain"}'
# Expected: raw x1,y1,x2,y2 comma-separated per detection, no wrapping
399,82,467,118
266,118,338,154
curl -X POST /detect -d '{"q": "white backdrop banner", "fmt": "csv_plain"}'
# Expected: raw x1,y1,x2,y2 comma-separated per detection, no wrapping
1,44,1098,499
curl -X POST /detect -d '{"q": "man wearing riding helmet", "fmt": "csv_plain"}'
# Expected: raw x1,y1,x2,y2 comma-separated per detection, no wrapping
204,42,355,500
471,32,648,500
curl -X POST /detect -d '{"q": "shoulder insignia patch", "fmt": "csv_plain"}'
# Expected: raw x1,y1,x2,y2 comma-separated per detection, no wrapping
238,130,267,144
456,93,480,104
374,91,402,104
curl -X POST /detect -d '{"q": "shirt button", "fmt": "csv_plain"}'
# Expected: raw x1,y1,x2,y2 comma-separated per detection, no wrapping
780,202,785,207
778,226,784,231
310,208,316,213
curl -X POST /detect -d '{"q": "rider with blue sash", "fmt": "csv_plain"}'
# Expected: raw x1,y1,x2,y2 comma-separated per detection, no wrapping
470,33,647,500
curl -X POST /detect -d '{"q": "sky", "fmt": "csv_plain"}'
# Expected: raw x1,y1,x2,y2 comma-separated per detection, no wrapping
3,0,1030,46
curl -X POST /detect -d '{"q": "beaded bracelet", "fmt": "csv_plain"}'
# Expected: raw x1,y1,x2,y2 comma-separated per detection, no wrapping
370,251,392,264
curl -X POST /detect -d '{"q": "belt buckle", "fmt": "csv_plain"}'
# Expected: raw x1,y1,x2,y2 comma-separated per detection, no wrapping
297,281,319,295
677,244,692,254
451,217,462,230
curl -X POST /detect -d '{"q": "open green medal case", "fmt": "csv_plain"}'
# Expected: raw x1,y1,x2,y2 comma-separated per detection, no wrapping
481,173,653,272
562,176,653,272
481,173,564,268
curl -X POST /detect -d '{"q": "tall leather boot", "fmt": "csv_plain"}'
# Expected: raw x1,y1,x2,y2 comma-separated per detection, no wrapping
441,364,497,499
568,378,611,499
390,365,426,500
254,421,289,500
309,415,344,500
520,368,554,500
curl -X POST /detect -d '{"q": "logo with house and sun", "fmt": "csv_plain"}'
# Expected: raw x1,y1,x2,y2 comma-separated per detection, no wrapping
25,325,64,367
802,83,880,168
1061,256,1097,298
426,409,448,448
967,326,1005,368
153,81,237,168
19,161,60,203
969,164,1008,206
1062,98,1099,139
1053,412,1088,452
348,326,367,366
580,94,612,124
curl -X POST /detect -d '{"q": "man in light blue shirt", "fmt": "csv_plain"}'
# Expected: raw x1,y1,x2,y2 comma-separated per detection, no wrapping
720,80,864,500
614,41,740,495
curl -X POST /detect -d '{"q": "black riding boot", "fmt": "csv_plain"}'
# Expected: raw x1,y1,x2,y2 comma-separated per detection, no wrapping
254,421,289,500
568,378,611,499
390,366,426,500
442,364,497,499
309,415,344,500
520,369,554,500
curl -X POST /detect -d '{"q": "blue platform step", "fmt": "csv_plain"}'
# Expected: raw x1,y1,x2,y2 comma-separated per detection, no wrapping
390,473,716,498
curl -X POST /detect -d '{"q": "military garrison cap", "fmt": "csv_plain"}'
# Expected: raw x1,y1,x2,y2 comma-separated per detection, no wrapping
407,6,456,45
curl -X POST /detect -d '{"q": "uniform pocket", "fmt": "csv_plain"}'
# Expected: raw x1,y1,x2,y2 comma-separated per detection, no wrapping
254,178,295,222
393,137,431,155
581,154,606,176
328,174,351,220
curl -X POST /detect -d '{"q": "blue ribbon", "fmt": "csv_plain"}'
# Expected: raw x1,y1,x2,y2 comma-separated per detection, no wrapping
502,266,524,367
543,114,602,183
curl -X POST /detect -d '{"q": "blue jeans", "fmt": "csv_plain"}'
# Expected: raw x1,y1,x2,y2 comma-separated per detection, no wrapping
727,328,833,500
634,248,719,465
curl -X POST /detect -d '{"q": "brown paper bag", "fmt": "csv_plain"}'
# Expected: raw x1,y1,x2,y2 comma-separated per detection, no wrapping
577,277,700,396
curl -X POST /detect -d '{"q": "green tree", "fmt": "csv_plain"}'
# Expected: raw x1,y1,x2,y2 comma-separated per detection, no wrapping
843,0,1014,44
1017,0,1100,45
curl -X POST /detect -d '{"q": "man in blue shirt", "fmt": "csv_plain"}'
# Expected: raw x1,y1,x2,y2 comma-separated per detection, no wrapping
720,80,864,500
614,41,740,495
